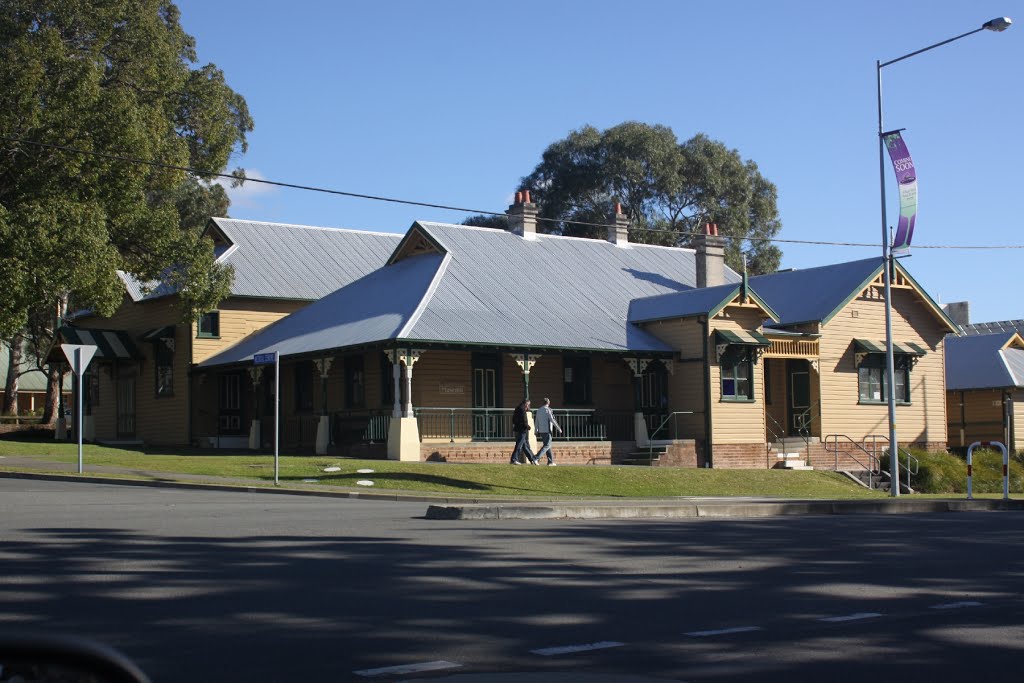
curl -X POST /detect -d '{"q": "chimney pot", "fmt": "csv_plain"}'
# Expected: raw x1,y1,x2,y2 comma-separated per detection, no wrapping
523,190,531,203
515,191,523,203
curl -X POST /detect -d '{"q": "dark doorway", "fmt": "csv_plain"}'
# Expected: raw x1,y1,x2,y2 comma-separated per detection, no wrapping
472,353,502,439
787,359,811,436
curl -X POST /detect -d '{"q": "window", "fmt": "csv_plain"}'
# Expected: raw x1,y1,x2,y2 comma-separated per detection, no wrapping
563,356,592,405
294,360,314,412
721,353,753,401
640,361,668,411
346,356,365,408
154,339,174,397
198,311,220,338
858,356,910,404
380,353,395,407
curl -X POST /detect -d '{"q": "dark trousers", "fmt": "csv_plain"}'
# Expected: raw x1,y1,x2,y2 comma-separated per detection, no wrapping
510,430,536,464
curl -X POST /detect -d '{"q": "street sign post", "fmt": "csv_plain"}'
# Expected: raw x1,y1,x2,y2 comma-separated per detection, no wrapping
254,351,280,484
61,344,97,474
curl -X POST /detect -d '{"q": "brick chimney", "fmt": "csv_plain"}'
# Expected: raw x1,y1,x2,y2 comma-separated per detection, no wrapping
695,223,726,288
507,190,538,240
607,202,630,246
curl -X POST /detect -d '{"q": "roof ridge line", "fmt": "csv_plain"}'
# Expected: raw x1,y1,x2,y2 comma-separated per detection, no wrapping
213,217,401,237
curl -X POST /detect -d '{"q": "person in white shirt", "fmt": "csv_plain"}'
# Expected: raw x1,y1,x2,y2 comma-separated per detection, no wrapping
534,397,562,466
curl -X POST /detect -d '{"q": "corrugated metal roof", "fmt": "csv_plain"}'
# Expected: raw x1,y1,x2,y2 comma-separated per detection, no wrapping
402,223,735,351
961,320,1024,336
201,222,740,366
199,252,446,367
629,283,742,323
751,257,882,326
945,332,1022,390
121,218,402,302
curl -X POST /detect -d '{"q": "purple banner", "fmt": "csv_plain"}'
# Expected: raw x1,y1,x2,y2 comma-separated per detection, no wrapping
883,131,917,256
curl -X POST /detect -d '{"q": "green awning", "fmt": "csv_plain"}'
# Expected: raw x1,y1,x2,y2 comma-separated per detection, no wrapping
715,329,771,347
854,339,927,356
47,326,142,364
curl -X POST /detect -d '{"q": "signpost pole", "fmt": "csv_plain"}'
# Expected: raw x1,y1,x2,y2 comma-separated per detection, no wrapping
274,353,280,486
256,352,284,485
60,344,97,475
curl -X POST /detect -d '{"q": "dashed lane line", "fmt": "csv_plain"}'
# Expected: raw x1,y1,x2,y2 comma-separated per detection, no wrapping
930,601,984,610
353,660,462,677
531,641,626,656
685,626,763,637
818,612,883,623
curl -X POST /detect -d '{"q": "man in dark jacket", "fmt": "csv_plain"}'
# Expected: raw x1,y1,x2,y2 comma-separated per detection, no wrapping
509,398,538,465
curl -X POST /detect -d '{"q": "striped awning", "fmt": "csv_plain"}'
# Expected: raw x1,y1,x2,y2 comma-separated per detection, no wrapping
854,339,927,356
715,329,771,347
48,326,142,363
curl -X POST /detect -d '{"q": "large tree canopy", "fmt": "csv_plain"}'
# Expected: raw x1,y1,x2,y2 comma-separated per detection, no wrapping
0,0,253,339
514,122,782,274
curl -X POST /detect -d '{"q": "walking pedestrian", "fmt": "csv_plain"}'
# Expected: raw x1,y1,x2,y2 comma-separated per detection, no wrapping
509,398,538,465
534,397,562,466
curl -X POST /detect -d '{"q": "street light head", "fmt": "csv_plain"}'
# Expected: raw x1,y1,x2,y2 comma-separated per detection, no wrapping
982,17,1012,32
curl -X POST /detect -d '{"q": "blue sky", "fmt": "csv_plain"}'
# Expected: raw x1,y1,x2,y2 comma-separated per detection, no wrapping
176,0,1022,325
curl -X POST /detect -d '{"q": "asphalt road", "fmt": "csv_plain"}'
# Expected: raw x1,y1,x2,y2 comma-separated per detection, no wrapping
1,479,1023,682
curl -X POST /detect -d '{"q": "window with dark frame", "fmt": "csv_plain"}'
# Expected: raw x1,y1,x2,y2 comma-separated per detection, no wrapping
858,355,910,404
294,360,314,412
346,355,366,408
198,311,220,338
721,351,753,401
154,339,174,397
563,356,592,405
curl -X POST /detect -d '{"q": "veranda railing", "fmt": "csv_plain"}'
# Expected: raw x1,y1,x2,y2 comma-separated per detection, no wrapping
413,407,636,442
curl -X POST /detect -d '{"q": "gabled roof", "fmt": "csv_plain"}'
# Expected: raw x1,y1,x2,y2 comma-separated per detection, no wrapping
751,256,958,332
0,341,72,393
628,280,779,324
945,332,1024,390
201,221,741,366
120,218,402,303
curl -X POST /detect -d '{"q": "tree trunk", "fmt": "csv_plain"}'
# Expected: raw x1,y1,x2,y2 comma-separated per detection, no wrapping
3,333,23,415
41,364,61,425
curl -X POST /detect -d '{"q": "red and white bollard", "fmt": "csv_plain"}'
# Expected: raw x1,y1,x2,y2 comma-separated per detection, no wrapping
966,441,1009,501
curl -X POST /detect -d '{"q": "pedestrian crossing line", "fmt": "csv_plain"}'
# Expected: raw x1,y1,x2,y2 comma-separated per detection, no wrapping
353,660,462,677
685,626,762,637
531,641,626,656
929,601,984,610
818,612,882,623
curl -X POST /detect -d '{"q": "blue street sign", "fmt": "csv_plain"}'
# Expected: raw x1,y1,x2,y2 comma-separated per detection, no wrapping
253,352,278,365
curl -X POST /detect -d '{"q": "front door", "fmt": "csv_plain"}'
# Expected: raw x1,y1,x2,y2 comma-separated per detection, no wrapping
472,353,502,439
116,375,136,438
219,372,244,435
787,359,811,436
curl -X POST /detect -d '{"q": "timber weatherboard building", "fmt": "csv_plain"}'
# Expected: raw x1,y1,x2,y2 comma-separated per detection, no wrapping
191,197,958,468
51,196,960,467
54,218,400,445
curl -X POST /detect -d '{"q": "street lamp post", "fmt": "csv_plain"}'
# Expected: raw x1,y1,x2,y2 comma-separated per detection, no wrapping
876,17,1011,497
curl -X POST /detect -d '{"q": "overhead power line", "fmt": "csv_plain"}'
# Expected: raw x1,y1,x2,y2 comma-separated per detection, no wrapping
2,135,1022,250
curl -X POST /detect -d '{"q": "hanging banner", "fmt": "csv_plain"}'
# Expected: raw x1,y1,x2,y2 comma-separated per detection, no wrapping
883,130,918,256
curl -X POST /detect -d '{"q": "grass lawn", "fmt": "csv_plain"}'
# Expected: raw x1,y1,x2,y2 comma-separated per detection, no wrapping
0,437,886,499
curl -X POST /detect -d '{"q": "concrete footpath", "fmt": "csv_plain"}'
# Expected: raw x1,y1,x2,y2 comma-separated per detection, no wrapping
2,455,1022,519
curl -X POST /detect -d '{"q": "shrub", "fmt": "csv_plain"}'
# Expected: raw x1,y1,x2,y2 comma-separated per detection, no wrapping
884,447,1023,494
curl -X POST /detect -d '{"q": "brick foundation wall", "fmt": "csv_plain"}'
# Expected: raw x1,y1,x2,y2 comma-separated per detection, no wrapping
422,441,634,465
711,443,772,469
652,440,703,467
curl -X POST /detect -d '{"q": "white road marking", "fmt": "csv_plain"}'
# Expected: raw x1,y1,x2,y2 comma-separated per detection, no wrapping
930,601,984,610
685,626,762,637
818,612,882,623
531,641,625,656
354,660,461,677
